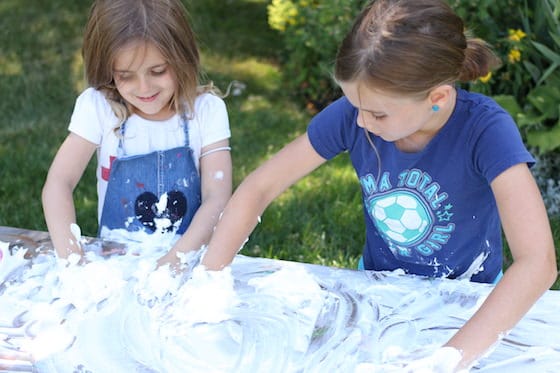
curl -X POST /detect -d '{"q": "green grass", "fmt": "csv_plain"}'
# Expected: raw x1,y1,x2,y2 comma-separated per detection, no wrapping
0,0,558,288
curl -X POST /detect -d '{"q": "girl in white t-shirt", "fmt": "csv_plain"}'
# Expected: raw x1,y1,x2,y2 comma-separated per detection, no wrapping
42,0,232,268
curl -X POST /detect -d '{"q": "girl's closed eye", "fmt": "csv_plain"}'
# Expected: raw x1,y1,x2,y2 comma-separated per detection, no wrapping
370,112,386,120
115,72,133,81
151,64,169,76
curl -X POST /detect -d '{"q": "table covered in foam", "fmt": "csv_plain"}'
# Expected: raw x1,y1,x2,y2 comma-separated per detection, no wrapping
1,226,559,372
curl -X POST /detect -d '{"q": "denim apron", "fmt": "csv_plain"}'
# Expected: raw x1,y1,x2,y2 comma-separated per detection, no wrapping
99,114,201,236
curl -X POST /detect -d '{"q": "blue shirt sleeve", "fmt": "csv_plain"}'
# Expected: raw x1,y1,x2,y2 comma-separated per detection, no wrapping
466,96,535,184
307,96,359,160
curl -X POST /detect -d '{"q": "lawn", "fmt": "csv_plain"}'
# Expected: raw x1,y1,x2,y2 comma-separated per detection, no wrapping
0,0,558,288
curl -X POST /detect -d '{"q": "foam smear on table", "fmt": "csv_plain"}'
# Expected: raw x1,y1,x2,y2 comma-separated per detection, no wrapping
1,233,559,372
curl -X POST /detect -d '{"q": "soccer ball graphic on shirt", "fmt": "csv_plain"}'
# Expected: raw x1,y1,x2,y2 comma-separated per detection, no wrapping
369,191,432,245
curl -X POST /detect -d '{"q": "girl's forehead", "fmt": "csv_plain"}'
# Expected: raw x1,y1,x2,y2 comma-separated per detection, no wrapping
340,81,416,110
114,40,166,70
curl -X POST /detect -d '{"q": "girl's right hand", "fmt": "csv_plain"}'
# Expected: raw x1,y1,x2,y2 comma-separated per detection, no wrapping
156,252,183,273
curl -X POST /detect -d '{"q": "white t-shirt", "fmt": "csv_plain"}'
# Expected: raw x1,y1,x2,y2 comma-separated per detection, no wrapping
68,87,231,221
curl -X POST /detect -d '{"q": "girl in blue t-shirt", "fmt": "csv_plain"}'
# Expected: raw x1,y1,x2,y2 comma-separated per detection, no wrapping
201,0,557,370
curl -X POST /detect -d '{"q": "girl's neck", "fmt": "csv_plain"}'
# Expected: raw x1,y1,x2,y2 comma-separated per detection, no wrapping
396,87,457,153
132,105,176,121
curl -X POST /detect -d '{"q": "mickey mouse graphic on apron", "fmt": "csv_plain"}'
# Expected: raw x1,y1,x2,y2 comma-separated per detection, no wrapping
99,114,201,236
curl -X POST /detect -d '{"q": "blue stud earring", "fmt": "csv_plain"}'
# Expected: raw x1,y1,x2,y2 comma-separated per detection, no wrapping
432,104,440,112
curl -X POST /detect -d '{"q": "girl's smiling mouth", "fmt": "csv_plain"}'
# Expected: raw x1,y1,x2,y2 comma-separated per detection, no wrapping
138,93,159,102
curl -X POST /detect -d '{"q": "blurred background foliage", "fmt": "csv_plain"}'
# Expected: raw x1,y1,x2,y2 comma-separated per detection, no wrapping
267,0,560,219
268,0,560,153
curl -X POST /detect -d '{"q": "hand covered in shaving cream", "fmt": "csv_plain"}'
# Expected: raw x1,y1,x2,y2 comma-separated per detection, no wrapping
404,346,464,373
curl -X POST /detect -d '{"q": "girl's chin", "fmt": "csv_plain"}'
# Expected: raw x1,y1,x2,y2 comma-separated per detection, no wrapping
133,106,174,121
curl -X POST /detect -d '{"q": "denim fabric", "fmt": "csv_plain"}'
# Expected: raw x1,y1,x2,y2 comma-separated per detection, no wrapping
99,116,201,236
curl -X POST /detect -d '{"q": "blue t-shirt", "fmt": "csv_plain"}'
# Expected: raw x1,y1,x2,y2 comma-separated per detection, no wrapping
307,88,534,283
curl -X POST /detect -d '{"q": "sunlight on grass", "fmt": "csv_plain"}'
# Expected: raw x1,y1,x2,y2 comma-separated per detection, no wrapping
0,53,22,75
226,88,311,178
276,159,358,209
239,95,273,112
202,52,281,92
71,48,86,94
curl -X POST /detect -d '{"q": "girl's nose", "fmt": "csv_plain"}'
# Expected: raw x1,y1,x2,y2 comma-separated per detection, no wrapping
137,76,151,93
356,111,366,128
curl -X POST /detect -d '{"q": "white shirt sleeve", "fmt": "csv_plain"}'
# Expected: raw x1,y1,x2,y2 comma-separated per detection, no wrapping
192,93,231,150
68,87,119,146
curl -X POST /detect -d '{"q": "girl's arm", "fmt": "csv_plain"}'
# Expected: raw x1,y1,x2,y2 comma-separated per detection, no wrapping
445,162,557,369
157,139,233,268
42,133,97,259
201,133,327,270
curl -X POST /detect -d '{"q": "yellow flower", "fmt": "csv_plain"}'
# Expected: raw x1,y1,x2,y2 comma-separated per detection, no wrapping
508,29,527,42
479,72,492,83
508,49,522,64
268,0,299,32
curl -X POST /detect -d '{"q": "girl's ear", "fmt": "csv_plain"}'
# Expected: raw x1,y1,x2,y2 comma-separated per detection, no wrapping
428,85,454,108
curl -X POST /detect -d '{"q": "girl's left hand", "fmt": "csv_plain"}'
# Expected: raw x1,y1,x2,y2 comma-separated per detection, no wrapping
404,346,463,373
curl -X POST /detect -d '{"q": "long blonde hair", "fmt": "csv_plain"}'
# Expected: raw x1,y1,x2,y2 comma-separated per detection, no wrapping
82,0,211,126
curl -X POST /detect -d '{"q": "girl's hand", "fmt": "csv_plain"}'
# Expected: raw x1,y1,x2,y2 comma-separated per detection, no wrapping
135,262,182,307
404,347,463,373
156,251,184,273
156,246,203,274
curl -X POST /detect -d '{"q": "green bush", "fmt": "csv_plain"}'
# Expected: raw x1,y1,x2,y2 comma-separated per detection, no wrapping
267,0,528,112
267,0,368,112
269,0,560,154
470,0,560,154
